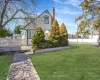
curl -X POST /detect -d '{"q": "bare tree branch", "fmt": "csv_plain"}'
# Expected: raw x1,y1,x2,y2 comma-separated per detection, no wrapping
0,0,9,25
0,0,37,32
3,10,19,26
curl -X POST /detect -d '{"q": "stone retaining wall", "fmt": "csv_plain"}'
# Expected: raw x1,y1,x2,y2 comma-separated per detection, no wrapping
0,46,21,53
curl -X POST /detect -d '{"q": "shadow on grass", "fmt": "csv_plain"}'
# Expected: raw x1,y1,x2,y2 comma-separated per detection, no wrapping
71,45,80,49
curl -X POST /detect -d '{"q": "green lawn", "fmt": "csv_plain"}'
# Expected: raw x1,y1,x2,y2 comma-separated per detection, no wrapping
0,54,12,80
30,44,100,80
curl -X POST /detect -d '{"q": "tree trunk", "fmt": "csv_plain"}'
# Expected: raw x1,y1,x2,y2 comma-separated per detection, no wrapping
0,23,3,37
98,27,100,46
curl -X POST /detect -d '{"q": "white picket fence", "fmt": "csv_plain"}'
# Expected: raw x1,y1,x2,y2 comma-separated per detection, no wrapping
0,37,22,47
68,39,98,44
0,38,99,47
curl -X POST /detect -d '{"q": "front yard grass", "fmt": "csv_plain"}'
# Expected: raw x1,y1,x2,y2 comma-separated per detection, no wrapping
0,54,12,80
30,44,100,80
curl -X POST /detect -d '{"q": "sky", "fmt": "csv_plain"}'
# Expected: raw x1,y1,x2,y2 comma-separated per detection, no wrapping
8,0,83,34
36,0,83,34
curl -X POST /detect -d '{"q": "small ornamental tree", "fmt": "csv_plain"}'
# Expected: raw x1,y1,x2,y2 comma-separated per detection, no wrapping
60,23,68,46
49,20,60,47
32,27,45,49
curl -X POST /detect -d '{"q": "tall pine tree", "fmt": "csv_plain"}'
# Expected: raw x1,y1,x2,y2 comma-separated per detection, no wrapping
60,23,68,38
60,23,68,46
49,20,60,47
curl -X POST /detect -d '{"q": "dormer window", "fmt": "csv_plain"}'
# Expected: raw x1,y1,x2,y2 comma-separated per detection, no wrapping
44,15,49,24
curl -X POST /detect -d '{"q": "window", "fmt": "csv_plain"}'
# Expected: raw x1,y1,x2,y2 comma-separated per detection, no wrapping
28,30,34,38
44,15,49,24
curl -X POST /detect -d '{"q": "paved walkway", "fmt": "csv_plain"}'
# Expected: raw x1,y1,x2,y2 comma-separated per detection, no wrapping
7,53,40,80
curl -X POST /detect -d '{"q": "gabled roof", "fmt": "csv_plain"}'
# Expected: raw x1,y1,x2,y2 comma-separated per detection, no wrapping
22,10,51,29
38,10,51,17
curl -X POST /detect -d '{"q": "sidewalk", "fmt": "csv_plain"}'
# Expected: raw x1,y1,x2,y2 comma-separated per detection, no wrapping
7,53,40,80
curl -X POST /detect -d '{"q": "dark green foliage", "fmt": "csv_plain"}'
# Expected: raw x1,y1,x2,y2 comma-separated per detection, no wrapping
7,28,13,37
14,25,21,34
49,20,60,47
38,40,53,49
60,37,68,46
32,27,45,49
43,40,53,48
0,28,8,38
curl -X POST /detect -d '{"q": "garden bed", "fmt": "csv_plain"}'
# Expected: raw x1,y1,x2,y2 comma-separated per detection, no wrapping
33,46,71,54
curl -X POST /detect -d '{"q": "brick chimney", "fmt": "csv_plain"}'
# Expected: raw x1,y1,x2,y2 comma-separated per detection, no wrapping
51,7,55,24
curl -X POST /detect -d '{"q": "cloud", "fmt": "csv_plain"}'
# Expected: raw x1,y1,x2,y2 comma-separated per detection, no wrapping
53,0,81,8
53,0,82,33
56,8,81,15
53,0,63,4
56,16,77,28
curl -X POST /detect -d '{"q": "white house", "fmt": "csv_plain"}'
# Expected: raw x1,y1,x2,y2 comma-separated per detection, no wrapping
89,30,100,39
21,8,55,46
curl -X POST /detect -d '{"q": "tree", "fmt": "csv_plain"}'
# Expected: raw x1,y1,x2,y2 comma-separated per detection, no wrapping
49,20,60,47
60,23,68,46
14,25,21,34
60,23,68,38
0,0,37,37
76,0,100,45
32,27,45,49
0,27,8,38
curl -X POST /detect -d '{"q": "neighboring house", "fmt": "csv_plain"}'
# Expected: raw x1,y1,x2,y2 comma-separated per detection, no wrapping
21,8,55,46
89,30,100,39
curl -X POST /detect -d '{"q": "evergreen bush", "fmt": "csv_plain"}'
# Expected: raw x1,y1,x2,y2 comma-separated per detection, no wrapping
32,27,45,49
60,23,68,46
49,20,60,47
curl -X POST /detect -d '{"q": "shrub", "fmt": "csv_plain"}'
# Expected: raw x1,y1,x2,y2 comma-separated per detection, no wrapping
0,28,8,38
45,40,53,48
60,23,68,46
38,40,53,49
32,27,45,49
60,37,68,46
49,20,60,47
